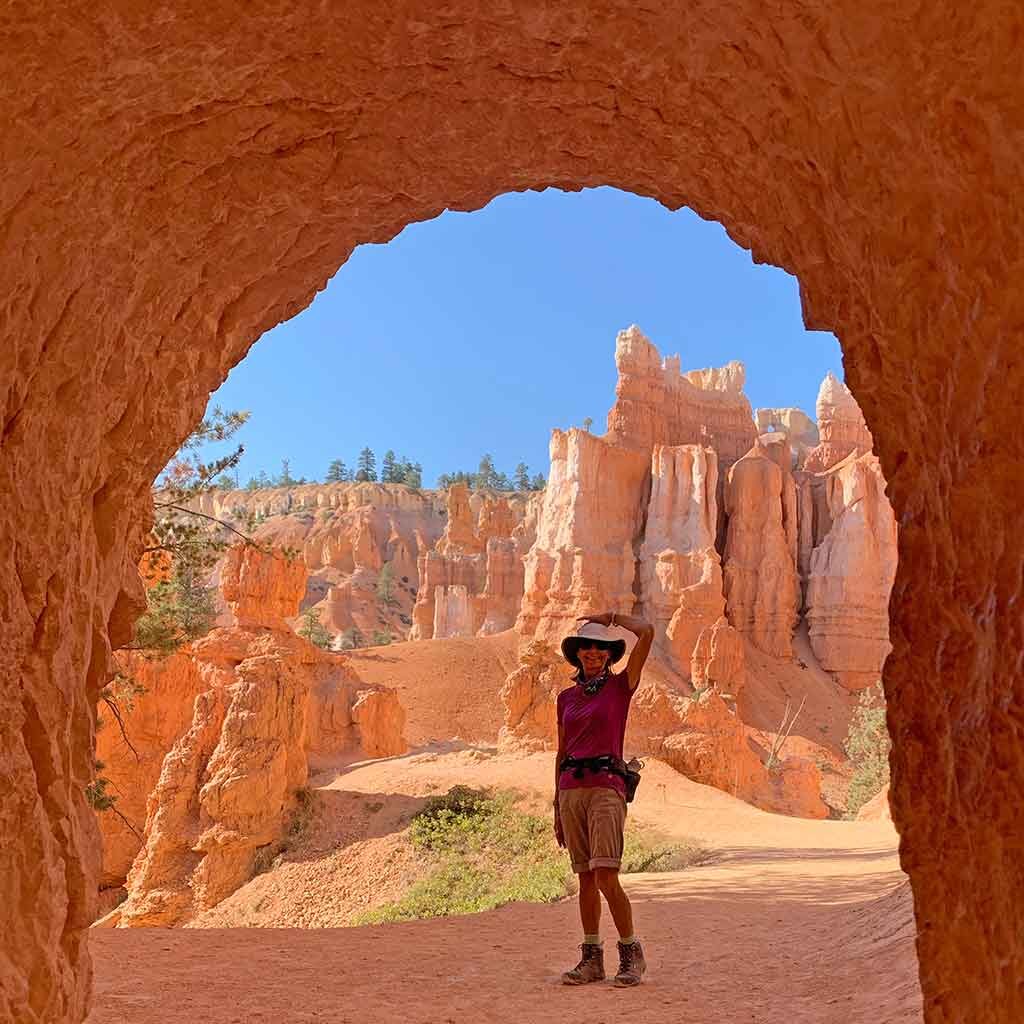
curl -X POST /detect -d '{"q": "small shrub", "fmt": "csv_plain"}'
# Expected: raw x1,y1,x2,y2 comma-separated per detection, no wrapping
352,786,710,927
844,682,891,818
86,760,117,811
621,830,712,873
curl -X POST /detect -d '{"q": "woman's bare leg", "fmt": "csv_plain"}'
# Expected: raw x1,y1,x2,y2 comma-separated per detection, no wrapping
593,867,635,938
577,870,601,934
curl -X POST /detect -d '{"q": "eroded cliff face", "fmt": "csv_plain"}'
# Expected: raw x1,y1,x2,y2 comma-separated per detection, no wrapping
203,483,445,643
505,326,898,817
410,483,534,640
517,327,896,692
95,546,406,926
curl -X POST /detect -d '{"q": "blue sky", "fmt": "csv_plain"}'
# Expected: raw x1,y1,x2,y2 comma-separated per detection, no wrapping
206,187,842,487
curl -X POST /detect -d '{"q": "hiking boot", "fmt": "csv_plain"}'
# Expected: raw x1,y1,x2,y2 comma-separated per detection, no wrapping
613,940,646,987
561,943,605,985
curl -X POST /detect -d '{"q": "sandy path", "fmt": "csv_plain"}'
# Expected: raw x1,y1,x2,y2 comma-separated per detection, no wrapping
88,749,922,1023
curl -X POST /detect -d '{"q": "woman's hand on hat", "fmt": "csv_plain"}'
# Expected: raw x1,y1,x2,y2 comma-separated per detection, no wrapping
577,611,612,627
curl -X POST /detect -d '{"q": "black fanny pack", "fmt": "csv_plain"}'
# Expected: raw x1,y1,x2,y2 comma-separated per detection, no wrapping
560,754,645,803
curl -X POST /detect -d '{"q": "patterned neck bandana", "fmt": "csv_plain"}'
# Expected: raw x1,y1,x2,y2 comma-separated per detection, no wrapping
579,667,610,696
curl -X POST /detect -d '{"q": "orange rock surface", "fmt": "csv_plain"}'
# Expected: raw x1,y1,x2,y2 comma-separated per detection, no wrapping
95,547,405,927
805,453,898,690
803,373,874,473
3,7,1021,1019
723,443,801,658
638,444,724,672
410,483,531,640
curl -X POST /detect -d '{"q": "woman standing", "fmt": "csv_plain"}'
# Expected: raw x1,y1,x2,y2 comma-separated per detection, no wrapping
554,610,654,987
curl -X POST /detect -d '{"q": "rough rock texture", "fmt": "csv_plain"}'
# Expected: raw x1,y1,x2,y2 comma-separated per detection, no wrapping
606,326,757,465
94,654,206,890
516,427,650,644
805,453,898,690
96,547,405,924
723,444,800,658
208,483,446,642
803,373,874,473
220,544,306,629
755,407,819,459
638,444,724,670
690,617,746,702
2,6,1022,1020
497,642,570,751
410,483,530,640
655,690,828,818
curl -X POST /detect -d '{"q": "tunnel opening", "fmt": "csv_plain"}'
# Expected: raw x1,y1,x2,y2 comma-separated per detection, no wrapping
3,7,1021,1022
88,188,911,1020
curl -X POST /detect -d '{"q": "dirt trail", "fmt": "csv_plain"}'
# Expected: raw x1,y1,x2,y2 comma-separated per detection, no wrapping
88,748,922,1023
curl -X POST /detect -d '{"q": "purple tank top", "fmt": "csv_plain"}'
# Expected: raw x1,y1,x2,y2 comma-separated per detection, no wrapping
556,670,635,798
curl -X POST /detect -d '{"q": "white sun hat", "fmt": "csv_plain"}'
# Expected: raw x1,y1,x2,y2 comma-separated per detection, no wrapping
560,621,627,669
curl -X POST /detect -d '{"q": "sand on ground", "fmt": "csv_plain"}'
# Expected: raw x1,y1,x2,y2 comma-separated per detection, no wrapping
88,745,921,1023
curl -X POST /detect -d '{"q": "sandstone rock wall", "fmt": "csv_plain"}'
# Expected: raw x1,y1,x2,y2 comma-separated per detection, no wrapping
96,546,406,924
723,443,800,658
605,326,757,465
410,483,531,640
637,444,724,671
516,427,650,645
805,453,898,690
803,372,874,473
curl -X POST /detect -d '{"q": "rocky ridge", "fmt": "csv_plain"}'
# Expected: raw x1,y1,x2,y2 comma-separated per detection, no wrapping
95,545,406,926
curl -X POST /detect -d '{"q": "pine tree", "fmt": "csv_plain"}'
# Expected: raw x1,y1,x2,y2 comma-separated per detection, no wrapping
275,458,298,488
476,453,498,490
514,462,530,490
583,416,593,433
356,447,377,482
376,562,397,606
298,607,333,650
529,472,546,491
494,471,512,491
326,459,348,483
381,450,397,483
408,462,423,488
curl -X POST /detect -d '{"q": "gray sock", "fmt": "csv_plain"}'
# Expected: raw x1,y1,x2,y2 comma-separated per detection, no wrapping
583,933,602,946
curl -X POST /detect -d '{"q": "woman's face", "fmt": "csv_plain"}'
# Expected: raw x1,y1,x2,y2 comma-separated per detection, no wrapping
578,641,611,677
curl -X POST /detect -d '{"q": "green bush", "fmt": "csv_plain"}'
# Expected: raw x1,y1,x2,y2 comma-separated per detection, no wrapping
353,786,709,926
621,829,711,873
844,682,891,818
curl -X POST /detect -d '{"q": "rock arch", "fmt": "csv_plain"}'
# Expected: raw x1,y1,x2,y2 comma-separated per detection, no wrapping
1,4,1021,1021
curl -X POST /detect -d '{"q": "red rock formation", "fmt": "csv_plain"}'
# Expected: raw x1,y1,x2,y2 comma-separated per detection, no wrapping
95,547,405,925
803,373,874,473
497,641,570,751
221,544,306,628
605,326,757,466
517,427,650,645
723,444,800,658
4,9,1021,1019
95,655,206,890
244,485,445,642
638,444,724,670
754,407,819,459
690,616,746,701
805,453,898,690
410,484,529,640
655,690,827,818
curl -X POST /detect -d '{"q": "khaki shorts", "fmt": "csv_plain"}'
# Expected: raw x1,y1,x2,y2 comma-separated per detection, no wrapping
558,786,627,873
